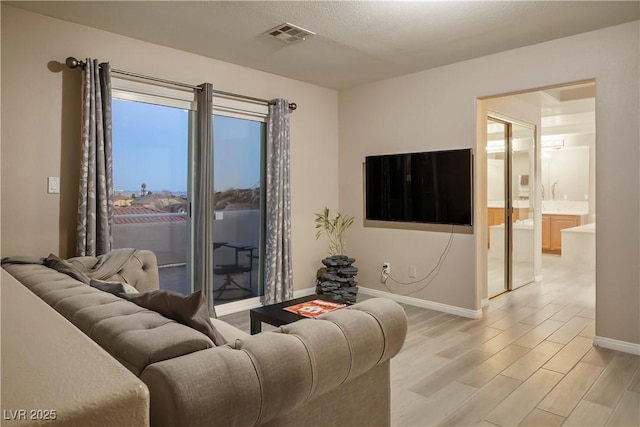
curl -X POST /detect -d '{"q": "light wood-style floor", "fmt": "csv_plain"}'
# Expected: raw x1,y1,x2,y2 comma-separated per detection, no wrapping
220,257,640,427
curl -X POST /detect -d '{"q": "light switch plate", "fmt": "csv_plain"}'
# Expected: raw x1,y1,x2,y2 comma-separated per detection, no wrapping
409,265,417,278
48,177,60,194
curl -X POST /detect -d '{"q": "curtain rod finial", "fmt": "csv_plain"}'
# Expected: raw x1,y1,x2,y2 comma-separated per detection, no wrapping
65,57,85,69
289,102,297,111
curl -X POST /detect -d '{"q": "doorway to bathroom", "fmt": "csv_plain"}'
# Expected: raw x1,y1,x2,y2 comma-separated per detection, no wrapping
481,81,596,300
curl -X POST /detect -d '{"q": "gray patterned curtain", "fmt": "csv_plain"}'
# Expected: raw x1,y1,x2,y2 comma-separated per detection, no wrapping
264,99,293,304
193,83,217,316
76,59,113,257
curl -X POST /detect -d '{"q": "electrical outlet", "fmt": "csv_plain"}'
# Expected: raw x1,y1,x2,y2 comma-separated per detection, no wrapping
382,262,390,275
380,262,390,284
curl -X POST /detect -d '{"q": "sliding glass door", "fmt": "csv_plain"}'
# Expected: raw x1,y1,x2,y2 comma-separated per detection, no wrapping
487,119,507,297
510,123,535,290
211,115,266,304
111,82,268,304
487,116,536,297
112,99,192,294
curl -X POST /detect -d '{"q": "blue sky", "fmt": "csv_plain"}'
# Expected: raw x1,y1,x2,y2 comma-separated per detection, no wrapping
112,99,263,194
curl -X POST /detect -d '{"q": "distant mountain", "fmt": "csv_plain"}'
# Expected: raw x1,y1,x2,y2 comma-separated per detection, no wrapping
115,188,261,213
131,194,188,213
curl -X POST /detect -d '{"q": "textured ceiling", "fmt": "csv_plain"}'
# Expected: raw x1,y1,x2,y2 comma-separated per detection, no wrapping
7,1,640,89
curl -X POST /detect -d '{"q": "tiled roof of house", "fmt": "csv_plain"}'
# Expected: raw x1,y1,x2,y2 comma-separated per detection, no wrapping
113,207,187,224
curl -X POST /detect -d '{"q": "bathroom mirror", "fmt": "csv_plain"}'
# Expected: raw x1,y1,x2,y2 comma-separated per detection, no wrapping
541,145,589,201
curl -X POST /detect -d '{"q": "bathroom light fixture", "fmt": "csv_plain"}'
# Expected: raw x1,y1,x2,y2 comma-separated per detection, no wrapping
266,23,315,44
486,140,505,153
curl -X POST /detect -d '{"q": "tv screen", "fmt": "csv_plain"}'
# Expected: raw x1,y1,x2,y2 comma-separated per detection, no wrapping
365,149,473,226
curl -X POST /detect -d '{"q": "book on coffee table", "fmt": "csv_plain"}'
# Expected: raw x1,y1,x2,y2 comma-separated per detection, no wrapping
283,299,346,318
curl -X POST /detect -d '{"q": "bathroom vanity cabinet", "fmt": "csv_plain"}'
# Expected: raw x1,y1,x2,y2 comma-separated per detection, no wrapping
542,214,581,254
487,207,529,245
487,207,529,227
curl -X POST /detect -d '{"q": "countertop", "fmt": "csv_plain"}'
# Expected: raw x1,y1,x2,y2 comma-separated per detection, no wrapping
542,210,589,216
489,221,533,230
561,222,596,234
488,200,589,216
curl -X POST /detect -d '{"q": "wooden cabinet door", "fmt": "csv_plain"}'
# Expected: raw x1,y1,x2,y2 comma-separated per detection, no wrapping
550,216,580,253
487,208,503,248
542,215,550,251
488,208,505,226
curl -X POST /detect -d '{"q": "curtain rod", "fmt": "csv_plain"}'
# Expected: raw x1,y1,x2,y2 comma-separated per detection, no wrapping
65,57,297,111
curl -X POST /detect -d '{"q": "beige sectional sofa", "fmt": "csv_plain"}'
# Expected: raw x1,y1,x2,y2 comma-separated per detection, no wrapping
2,250,408,427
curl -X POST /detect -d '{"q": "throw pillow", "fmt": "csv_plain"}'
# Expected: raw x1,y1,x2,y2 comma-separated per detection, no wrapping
119,290,226,346
122,282,139,294
90,279,125,294
90,279,139,294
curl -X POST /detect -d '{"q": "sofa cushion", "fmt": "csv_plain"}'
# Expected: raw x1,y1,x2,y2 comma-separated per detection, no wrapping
87,311,216,375
120,290,226,346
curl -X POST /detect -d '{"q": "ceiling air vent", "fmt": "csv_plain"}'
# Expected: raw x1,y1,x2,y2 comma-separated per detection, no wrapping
266,23,315,44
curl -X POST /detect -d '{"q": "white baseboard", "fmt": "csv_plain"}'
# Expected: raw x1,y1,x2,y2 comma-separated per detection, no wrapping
216,286,486,320
481,298,490,309
293,287,316,298
217,287,317,317
358,287,483,319
215,296,262,317
593,336,640,356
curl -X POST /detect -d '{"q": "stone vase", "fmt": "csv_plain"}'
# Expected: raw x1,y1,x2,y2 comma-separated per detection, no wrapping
315,255,358,304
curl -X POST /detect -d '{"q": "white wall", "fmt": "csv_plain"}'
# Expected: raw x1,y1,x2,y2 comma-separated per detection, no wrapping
339,22,639,345
1,5,339,291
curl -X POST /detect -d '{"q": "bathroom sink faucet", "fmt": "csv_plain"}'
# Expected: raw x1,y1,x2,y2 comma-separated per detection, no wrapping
552,181,559,200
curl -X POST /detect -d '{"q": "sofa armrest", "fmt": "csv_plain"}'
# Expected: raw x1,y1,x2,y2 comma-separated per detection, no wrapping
140,298,407,427
114,250,160,292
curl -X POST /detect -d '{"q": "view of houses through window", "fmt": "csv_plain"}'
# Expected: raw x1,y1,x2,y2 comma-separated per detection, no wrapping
112,97,265,304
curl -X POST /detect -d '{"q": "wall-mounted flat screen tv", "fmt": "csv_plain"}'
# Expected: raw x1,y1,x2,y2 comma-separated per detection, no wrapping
365,148,473,226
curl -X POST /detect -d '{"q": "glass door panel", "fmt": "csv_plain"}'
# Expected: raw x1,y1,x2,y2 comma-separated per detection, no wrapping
511,124,535,289
112,99,191,294
212,115,265,304
487,119,507,297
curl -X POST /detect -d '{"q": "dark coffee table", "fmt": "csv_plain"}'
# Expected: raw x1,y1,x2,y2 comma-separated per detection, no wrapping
250,294,344,334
